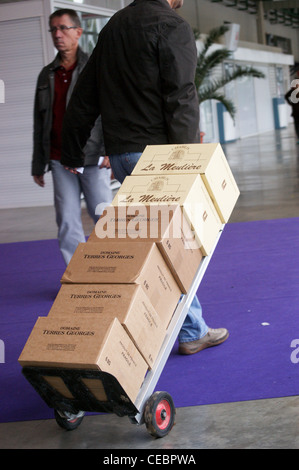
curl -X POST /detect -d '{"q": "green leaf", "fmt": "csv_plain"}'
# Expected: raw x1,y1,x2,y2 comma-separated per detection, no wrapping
194,25,265,117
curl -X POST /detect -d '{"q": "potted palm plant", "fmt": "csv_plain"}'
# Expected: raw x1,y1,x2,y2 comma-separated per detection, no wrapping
194,24,265,129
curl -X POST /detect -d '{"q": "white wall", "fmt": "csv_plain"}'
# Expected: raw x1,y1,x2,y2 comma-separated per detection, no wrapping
0,0,115,209
0,1,54,209
181,0,299,61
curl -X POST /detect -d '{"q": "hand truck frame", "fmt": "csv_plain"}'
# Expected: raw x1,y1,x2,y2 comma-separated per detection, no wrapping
22,226,224,438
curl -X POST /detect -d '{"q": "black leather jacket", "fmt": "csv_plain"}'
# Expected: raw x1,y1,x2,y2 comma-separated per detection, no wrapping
61,0,200,168
32,47,105,175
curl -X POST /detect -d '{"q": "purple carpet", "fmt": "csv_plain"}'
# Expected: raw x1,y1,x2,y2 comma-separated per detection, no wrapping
1,218,299,423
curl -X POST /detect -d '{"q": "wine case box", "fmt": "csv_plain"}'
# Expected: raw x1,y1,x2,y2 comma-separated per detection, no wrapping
48,283,166,368
18,315,148,403
111,174,222,255
61,241,181,327
131,143,240,223
88,204,203,293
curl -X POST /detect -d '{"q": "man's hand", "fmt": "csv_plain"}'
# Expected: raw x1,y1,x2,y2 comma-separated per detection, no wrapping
33,175,45,187
63,157,111,175
64,166,80,174
99,156,111,169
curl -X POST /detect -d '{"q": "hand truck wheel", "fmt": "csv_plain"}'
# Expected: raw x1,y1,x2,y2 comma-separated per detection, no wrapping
54,409,85,431
143,391,176,438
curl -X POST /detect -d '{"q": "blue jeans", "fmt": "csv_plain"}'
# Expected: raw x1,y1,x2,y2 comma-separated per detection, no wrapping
178,294,208,343
109,153,142,183
51,160,112,265
109,152,209,342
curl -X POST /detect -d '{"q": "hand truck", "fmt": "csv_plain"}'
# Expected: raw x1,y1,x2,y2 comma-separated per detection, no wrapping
22,226,224,439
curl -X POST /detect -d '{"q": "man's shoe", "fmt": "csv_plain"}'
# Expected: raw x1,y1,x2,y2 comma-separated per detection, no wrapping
178,328,229,355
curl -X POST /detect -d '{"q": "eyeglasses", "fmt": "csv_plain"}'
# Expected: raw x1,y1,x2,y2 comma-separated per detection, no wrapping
48,25,78,33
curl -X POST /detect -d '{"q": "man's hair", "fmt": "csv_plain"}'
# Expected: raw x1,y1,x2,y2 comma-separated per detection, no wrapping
49,9,82,28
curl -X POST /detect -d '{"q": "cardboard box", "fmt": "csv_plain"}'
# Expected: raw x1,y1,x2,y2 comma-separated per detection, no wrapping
18,315,148,403
131,143,240,222
88,205,203,293
48,284,166,368
61,241,181,326
111,174,222,255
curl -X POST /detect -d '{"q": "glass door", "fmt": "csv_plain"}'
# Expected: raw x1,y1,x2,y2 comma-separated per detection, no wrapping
79,13,110,53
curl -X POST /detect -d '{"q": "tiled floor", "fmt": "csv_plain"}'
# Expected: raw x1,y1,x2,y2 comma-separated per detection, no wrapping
1,125,299,449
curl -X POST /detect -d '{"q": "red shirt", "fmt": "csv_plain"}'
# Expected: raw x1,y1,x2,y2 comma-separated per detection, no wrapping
50,62,77,160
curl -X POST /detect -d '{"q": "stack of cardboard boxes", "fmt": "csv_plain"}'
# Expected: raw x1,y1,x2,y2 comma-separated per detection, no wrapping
113,143,240,255
19,143,239,405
